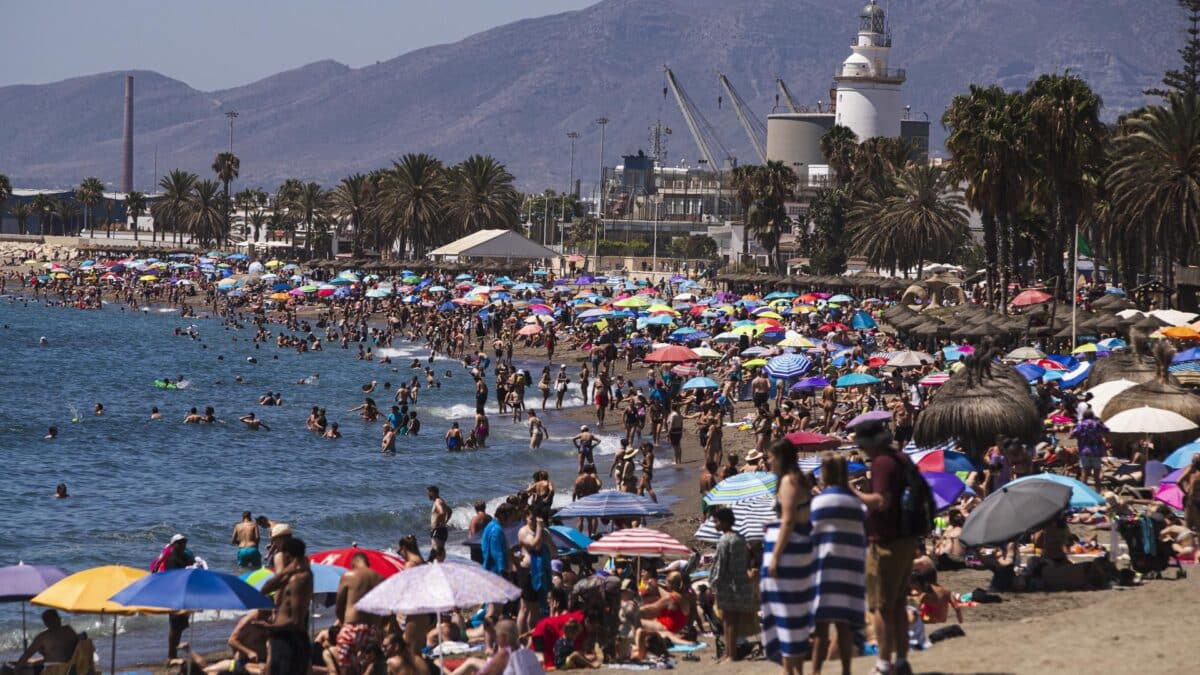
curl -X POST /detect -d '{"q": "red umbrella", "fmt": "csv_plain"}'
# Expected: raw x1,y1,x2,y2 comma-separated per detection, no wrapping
309,547,406,578
818,322,850,332
1010,289,1053,307
644,345,700,363
784,431,841,449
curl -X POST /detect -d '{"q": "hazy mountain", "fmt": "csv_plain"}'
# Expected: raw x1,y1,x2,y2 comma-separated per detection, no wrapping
0,0,1178,192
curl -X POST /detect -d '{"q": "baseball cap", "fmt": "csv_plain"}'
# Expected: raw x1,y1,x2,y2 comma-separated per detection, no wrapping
169,533,187,544
580,425,589,431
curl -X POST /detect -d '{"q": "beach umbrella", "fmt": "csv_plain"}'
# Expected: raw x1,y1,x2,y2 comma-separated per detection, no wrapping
1010,289,1053,307
1014,362,1046,382
829,293,854,304
682,376,720,390
310,547,407,578
670,362,701,378
355,559,520,617
1072,342,1100,355
784,431,840,450
765,353,813,378
742,358,769,368
1163,440,1200,469
110,568,272,612
1098,338,1128,351
850,310,877,330
1084,379,1137,417
0,564,68,648
517,324,542,336
918,372,951,387
556,490,671,518
691,346,722,359
791,376,830,391
587,528,691,558
643,345,700,363
240,563,346,594
713,331,741,343
693,494,775,543
1007,474,1105,509
1105,406,1199,434
1005,346,1046,360
1155,482,1185,510
778,335,815,349
910,448,977,473
921,472,967,511
703,471,779,505
836,373,880,388
887,350,933,368
959,481,1072,547
32,566,170,675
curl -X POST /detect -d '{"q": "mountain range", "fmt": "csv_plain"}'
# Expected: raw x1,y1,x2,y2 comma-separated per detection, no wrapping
0,0,1180,192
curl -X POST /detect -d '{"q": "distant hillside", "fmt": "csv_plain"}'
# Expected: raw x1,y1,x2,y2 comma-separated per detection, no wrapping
0,0,1178,191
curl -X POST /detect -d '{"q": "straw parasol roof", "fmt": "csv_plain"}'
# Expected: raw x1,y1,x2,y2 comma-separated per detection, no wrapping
1092,294,1136,311
1102,342,1200,450
1085,329,1163,388
913,341,1043,459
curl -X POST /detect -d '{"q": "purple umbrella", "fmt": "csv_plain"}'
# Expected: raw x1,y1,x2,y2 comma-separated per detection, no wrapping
921,472,967,511
848,410,893,428
790,376,830,391
0,564,68,648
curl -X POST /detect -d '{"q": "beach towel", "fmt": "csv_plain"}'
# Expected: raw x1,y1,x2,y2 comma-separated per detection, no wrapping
809,487,867,627
760,519,815,661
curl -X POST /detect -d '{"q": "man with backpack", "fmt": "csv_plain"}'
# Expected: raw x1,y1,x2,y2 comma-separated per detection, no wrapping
850,412,933,675
156,534,196,661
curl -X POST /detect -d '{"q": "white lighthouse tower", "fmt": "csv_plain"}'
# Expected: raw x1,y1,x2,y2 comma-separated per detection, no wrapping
834,0,905,140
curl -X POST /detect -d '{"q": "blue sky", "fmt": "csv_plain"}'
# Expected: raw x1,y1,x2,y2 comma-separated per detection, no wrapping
0,0,596,90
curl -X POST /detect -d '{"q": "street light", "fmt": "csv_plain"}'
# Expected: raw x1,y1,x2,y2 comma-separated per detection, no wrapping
225,110,239,153
594,117,608,269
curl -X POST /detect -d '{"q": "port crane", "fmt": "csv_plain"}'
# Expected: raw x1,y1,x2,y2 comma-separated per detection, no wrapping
662,66,735,173
775,78,800,113
718,73,767,163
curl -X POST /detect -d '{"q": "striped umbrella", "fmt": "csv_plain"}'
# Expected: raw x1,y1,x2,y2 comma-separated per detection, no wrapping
670,363,701,378
703,471,778,505
764,353,813,379
587,528,691,558
693,494,775,543
556,490,672,518
310,547,407,578
918,372,951,386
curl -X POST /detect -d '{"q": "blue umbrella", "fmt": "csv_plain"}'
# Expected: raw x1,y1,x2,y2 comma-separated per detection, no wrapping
241,564,346,594
682,376,719,390
829,293,854,304
765,354,813,379
850,310,877,330
548,526,595,554
922,472,967,511
1163,439,1200,469
791,376,830,391
556,490,671,518
1014,362,1046,382
438,301,457,312
1059,361,1091,389
836,373,880,388
110,568,273,611
1174,347,1200,364
1104,288,1127,296
1007,474,1105,509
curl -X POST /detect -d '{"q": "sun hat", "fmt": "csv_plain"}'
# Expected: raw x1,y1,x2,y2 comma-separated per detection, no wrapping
270,523,293,538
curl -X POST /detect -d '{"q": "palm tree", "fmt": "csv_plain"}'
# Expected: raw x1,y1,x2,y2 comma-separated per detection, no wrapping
10,201,31,235
234,188,258,241
153,170,198,244
248,209,267,246
286,182,327,257
848,164,969,275
375,154,445,257
744,160,797,272
212,152,240,245
125,191,146,242
54,199,79,237
1108,93,1200,297
331,173,372,257
186,180,226,246
1025,73,1106,284
31,194,56,235
820,125,859,185
76,177,104,236
275,179,303,248
445,154,520,240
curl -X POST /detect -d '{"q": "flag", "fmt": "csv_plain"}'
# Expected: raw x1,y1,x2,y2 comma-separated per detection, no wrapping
1077,234,1093,258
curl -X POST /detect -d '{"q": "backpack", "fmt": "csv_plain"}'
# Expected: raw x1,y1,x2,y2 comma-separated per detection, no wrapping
149,544,171,573
895,451,937,538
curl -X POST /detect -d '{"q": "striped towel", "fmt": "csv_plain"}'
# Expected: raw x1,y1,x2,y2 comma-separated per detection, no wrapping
809,487,867,626
760,519,815,661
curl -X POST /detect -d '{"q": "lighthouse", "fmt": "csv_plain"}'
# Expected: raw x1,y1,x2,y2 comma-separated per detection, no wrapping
833,0,905,141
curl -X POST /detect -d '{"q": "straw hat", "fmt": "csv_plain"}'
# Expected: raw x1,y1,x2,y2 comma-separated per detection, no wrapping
745,449,764,464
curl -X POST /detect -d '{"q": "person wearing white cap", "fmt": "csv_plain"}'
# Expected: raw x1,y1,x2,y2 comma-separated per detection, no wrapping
162,534,195,660
572,425,596,474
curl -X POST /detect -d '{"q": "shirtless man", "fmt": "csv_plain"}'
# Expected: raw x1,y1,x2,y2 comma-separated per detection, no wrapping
428,486,451,562
258,538,313,675
226,609,270,668
335,552,384,675
751,370,770,411
380,423,397,455
17,610,77,669
183,407,203,424
572,464,602,536
239,412,271,431
820,382,838,432
232,511,262,568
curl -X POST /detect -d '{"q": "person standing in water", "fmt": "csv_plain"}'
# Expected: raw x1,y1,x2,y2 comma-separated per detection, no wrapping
239,412,270,431
528,411,549,449
232,511,262,568
427,486,451,562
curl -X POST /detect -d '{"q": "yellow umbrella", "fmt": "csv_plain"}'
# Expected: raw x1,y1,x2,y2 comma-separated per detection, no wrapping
614,297,650,308
692,347,722,359
779,335,815,348
647,304,679,315
33,565,170,674
743,358,768,368
265,260,284,268
1072,343,1099,354
732,324,763,336
755,310,783,320
138,274,158,282
269,292,291,301
53,272,71,279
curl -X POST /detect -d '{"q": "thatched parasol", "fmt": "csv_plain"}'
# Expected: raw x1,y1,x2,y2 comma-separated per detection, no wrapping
1092,294,1136,311
1102,342,1198,450
1085,329,1164,388
913,342,1043,459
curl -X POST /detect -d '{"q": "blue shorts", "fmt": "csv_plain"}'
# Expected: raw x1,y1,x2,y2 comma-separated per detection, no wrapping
236,546,262,568
1079,454,1102,470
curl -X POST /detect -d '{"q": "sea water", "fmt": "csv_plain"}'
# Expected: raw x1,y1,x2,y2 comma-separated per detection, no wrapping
0,298,625,666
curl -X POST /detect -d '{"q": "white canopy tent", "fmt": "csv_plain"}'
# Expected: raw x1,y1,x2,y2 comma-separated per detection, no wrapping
428,229,558,261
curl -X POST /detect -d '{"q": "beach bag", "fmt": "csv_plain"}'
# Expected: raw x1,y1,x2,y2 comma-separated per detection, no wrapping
896,451,937,539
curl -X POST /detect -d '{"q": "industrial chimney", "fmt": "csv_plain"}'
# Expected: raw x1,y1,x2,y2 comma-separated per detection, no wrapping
122,75,133,194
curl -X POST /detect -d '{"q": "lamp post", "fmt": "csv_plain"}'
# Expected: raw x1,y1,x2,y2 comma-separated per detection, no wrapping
225,110,239,153
594,117,608,269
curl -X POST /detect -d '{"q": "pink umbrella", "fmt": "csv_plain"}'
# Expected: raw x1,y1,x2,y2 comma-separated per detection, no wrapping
1155,483,1185,510
517,324,542,336
288,288,306,296
587,528,691,558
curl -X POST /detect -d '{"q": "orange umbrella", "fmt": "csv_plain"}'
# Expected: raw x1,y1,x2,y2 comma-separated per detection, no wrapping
1162,326,1200,340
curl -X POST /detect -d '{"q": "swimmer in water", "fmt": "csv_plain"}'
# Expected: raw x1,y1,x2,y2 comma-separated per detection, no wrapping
183,408,203,424
323,423,342,439
150,407,162,420
94,403,104,416
45,426,58,440
39,336,48,346
238,412,270,431
54,483,69,499
363,380,378,393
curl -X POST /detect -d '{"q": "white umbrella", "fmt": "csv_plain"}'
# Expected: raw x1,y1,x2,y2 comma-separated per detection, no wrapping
1149,309,1200,326
1084,379,1137,418
1105,406,1199,434
354,560,520,616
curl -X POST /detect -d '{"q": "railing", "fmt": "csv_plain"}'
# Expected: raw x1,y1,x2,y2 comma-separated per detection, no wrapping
834,66,905,82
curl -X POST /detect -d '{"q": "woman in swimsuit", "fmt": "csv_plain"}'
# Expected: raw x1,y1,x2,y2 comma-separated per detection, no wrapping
555,367,570,409
528,411,548,449
474,412,490,448
537,366,552,411
640,572,696,646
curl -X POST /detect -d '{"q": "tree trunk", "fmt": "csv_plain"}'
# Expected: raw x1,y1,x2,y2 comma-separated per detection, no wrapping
998,211,1011,313
981,210,997,308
